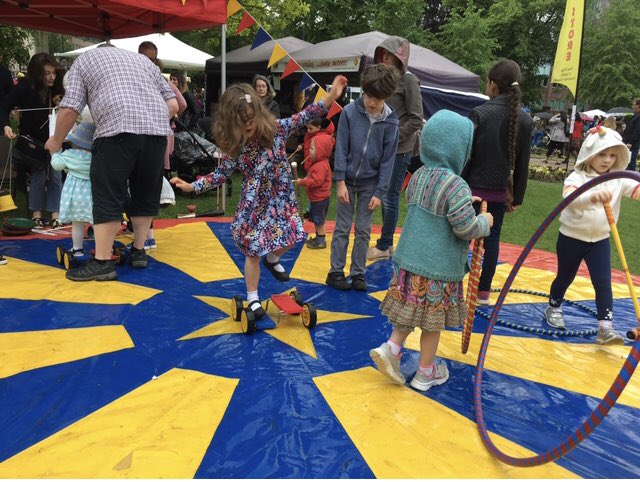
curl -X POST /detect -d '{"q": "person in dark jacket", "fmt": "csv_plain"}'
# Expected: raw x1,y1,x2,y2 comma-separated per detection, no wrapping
253,74,280,118
170,70,200,130
461,59,532,305
622,98,640,172
367,36,424,260
1,52,65,228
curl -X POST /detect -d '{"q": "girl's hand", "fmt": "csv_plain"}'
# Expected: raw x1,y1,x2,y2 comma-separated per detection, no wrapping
325,75,348,105
506,203,519,213
337,181,349,204
480,212,494,227
471,196,483,204
590,189,612,204
170,177,195,193
4,126,16,139
368,195,381,211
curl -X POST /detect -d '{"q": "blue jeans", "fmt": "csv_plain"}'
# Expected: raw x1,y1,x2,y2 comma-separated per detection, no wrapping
475,201,506,292
28,165,61,214
628,142,639,172
376,151,412,251
531,130,544,147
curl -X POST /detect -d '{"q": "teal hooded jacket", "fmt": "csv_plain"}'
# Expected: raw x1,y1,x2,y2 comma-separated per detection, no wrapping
393,110,491,281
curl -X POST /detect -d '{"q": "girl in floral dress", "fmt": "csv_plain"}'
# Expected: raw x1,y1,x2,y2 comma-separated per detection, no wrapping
369,110,493,392
171,76,347,317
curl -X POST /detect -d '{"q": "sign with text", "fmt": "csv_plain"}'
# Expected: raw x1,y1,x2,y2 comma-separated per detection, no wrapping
272,56,361,74
550,0,584,97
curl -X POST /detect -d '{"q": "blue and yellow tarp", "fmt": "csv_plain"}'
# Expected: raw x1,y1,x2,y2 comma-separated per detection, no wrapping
0,219,638,478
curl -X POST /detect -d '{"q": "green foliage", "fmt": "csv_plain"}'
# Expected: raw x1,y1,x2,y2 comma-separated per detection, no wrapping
429,4,496,82
0,26,32,68
579,0,640,109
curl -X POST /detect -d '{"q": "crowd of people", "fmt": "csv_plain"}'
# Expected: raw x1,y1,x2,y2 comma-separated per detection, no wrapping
1,34,637,391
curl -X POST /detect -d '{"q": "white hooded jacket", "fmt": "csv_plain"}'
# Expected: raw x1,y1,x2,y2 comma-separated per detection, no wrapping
560,127,639,242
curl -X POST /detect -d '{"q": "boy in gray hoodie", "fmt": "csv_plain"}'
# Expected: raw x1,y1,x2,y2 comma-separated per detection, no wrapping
326,64,400,291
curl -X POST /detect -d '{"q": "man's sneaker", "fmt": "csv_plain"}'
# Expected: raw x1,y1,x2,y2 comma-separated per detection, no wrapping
130,248,148,268
544,305,565,329
326,272,351,290
596,326,625,345
66,258,116,282
410,363,450,392
477,291,491,306
369,343,405,384
0,255,7,265
366,246,390,260
144,238,157,250
306,236,326,249
351,274,368,291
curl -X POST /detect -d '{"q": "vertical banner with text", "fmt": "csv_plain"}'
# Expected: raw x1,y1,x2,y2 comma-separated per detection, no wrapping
550,0,585,97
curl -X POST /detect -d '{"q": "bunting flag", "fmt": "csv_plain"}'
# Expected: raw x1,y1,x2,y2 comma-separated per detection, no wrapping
268,43,288,68
236,11,255,34
250,27,271,51
326,101,343,120
313,87,327,104
227,0,242,18
182,0,187,5
297,73,315,93
281,59,301,80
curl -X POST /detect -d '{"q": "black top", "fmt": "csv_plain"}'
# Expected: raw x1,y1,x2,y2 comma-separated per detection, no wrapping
0,80,54,142
0,64,12,104
462,95,533,206
265,99,280,119
179,90,201,130
622,112,640,145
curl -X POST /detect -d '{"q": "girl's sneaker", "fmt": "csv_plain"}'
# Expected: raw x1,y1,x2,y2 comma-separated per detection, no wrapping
369,343,404,385
0,255,7,265
477,291,491,305
410,363,449,392
144,238,157,250
544,305,565,329
596,326,625,345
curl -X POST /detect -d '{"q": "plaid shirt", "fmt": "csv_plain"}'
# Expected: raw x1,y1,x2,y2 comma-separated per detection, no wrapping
60,47,176,139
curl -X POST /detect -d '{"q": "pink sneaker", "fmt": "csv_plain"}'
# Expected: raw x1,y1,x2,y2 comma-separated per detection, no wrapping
477,291,491,306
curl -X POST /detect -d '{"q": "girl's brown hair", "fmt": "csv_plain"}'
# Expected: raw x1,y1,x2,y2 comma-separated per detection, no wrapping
488,59,523,172
213,83,276,157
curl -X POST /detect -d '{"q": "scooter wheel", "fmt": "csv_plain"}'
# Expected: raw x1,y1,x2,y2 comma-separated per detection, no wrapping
230,295,244,321
301,302,317,329
241,308,256,335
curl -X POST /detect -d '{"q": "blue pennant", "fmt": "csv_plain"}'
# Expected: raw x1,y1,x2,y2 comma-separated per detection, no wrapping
250,27,271,51
297,73,315,93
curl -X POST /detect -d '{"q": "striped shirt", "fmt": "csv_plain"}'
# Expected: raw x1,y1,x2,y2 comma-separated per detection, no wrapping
60,47,175,139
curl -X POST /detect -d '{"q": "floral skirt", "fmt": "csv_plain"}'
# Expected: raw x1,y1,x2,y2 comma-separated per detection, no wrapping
380,267,466,331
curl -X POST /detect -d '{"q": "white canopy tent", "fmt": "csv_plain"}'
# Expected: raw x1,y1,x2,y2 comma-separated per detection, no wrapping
55,33,213,71
581,109,608,118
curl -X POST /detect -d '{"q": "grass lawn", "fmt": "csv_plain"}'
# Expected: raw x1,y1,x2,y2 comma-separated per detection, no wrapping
7,176,640,274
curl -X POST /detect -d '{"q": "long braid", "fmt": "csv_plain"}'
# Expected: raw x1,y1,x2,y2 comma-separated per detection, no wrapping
506,84,521,171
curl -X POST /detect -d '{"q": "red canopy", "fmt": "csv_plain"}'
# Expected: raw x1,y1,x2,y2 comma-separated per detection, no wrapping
0,0,226,40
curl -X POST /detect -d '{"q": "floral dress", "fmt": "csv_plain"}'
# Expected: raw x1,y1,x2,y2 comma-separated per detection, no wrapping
192,103,327,257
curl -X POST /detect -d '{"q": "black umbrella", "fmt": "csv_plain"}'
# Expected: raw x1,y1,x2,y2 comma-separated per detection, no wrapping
533,112,553,120
607,107,633,114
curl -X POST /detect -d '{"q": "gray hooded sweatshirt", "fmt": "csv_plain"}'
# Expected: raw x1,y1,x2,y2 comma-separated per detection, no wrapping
374,36,424,154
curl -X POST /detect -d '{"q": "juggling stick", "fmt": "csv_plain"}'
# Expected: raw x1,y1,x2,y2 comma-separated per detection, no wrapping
602,201,640,340
474,170,640,467
462,200,487,354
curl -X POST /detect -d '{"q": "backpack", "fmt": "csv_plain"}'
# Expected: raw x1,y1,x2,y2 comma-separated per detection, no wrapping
564,121,571,138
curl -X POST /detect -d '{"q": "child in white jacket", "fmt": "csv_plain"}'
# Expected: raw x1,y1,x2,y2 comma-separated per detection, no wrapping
51,121,94,255
544,126,640,344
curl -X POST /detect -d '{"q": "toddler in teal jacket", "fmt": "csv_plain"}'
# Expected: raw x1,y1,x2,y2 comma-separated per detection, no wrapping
370,110,493,391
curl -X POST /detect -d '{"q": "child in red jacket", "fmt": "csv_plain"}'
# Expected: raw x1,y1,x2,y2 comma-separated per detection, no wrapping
295,133,334,249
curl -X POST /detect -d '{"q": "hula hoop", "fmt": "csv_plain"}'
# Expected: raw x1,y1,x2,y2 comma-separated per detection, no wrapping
474,170,640,467
472,288,598,338
462,200,487,354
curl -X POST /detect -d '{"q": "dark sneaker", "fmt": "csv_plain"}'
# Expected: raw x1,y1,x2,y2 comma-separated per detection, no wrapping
306,236,326,249
0,255,7,265
66,258,116,281
248,300,266,318
129,247,148,268
326,272,351,290
351,274,368,291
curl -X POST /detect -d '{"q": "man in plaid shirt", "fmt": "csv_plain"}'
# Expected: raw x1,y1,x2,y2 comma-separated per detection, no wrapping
46,45,178,281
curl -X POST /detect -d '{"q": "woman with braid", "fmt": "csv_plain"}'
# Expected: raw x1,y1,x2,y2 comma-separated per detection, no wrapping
461,59,532,305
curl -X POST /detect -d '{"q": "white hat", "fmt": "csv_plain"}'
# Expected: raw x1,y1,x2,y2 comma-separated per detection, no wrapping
575,126,629,172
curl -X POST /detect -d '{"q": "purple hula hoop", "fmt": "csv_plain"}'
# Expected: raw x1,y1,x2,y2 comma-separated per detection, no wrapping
474,170,640,466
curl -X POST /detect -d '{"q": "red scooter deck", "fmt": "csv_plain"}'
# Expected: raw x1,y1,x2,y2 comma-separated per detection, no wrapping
270,294,304,314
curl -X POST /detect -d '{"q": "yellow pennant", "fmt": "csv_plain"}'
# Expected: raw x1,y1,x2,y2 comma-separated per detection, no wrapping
550,0,584,97
268,43,288,68
313,87,327,104
227,0,242,18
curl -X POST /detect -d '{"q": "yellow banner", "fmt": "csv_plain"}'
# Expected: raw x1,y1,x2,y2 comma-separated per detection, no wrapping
227,0,242,18
268,43,288,68
313,87,327,105
550,0,584,97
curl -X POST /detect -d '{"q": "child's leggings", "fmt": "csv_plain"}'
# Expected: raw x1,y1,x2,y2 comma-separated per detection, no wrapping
549,232,613,321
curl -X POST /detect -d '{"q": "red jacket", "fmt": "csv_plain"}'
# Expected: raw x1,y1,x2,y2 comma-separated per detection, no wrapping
299,133,333,202
302,121,335,162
